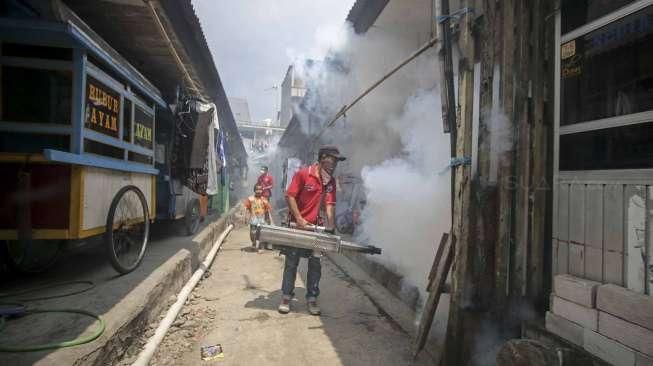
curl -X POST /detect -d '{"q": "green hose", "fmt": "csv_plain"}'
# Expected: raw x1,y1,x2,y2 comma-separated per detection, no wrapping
0,281,105,352
0,309,105,352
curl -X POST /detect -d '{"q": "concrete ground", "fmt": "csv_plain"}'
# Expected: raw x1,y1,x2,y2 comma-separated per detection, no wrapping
0,211,234,366
142,225,435,366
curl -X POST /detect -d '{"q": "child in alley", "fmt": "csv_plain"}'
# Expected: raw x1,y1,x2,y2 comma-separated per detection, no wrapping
244,184,273,252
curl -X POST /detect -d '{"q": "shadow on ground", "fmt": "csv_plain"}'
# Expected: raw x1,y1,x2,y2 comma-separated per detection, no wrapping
162,226,434,366
244,288,310,313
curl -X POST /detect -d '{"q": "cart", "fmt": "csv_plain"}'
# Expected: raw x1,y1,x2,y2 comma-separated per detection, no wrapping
0,16,207,274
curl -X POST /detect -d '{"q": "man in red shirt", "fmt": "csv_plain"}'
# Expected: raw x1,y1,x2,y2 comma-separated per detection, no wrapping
257,166,273,200
278,146,345,315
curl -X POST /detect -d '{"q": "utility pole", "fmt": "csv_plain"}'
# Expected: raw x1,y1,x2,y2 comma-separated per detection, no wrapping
443,0,478,364
435,0,457,232
435,0,456,137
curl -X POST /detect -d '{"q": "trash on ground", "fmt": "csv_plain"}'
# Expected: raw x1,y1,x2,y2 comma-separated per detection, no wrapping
201,343,224,361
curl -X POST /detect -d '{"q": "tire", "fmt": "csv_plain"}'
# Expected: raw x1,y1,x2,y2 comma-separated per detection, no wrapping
105,185,150,274
184,199,201,236
2,239,61,274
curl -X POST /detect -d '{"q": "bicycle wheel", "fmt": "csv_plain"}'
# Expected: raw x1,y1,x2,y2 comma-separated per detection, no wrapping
104,185,150,274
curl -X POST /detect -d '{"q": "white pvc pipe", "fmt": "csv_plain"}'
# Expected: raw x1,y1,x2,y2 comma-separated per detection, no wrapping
132,224,234,366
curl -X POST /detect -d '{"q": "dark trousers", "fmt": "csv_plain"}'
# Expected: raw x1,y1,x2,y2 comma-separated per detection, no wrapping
281,249,321,299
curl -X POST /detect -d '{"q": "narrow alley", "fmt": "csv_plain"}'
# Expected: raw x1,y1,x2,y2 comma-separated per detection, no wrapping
2,0,653,365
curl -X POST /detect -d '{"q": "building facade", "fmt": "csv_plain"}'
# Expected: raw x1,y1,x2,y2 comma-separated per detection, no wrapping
279,62,315,129
553,0,653,296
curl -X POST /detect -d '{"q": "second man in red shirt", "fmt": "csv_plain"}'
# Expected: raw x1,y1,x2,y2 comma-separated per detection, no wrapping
257,166,273,201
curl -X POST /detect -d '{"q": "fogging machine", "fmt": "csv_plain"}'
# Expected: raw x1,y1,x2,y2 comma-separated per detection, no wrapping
255,224,382,255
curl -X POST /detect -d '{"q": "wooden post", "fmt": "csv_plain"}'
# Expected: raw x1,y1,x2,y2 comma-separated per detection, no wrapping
412,233,454,358
436,0,456,136
495,0,515,314
436,0,554,363
525,0,553,309
435,0,459,232
71,48,87,155
443,0,477,363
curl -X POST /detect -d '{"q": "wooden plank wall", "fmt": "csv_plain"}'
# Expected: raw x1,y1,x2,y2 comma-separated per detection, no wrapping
445,0,556,361
553,183,652,296
467,0,554,315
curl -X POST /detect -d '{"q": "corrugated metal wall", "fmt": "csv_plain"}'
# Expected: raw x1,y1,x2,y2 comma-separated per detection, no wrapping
553,181,653,295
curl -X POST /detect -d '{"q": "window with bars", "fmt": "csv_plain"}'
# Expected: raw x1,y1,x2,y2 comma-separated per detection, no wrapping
559,3,653,171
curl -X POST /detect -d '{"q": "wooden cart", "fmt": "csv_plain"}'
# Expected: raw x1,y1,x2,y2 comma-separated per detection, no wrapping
0,15,203,274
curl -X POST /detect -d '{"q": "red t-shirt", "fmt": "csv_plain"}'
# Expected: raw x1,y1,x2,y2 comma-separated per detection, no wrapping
257,173,273,198
285,164,336,224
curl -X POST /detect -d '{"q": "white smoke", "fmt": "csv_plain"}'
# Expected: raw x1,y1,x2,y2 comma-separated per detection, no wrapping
285,3,450,305
359,88,451,299
245,133,282,191
287,23,357,134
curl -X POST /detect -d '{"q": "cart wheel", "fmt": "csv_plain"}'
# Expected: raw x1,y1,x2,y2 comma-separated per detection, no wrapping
3,239,62,274
184,199,201,236
105,185,150,274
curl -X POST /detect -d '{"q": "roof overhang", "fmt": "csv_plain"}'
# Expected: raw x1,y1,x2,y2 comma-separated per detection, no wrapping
0,16,167,107
61,0,219,102
346,0,390,34
60,0,248,160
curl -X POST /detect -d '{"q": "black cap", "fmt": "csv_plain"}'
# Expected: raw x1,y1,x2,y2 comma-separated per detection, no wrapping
260,166,268,171
318,146,346,161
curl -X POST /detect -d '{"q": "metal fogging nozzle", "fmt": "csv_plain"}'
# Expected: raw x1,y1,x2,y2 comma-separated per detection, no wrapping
256,224,382,255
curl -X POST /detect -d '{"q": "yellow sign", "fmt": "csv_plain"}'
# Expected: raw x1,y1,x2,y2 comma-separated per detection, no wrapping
135,122,152,142
134,105,154,149
561,41,576,60
85,77,120,138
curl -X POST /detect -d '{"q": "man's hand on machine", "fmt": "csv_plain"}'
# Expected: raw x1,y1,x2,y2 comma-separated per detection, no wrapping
295,216,310,229
288,222,335,234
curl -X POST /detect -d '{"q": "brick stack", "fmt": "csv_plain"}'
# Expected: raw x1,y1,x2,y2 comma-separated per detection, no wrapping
546,274,653,366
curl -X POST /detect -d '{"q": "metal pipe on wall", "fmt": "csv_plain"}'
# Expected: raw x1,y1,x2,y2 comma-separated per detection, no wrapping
310,35,439,147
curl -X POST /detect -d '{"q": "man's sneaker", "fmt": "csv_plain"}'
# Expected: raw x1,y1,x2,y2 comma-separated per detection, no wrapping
278,298,290,314
307,300,321,316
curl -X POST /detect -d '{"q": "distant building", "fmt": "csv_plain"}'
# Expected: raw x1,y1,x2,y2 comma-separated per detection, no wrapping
228,97,252,126
230,96,284,160
279,60,319,128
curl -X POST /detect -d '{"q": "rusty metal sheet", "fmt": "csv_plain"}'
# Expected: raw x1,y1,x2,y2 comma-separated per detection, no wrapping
604,251,624,286
569,184,586,245
603,184,624,253
558,240,569,275
585,184,603,249
569,243,585,278
585,246,603,282
558,183,570,242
